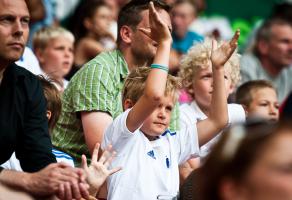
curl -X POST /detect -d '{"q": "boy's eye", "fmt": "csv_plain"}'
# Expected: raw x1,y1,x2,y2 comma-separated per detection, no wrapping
259,103,268,107
166,106,173,112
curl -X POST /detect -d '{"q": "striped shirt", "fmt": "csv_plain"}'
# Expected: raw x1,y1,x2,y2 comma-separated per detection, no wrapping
52,50,179,166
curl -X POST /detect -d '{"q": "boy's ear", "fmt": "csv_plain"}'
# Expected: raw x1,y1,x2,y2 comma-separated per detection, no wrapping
120,25,133,44
123,99,134,110
241,104,249,116
34,48,45,64
228,84,236,96
46,110,52,120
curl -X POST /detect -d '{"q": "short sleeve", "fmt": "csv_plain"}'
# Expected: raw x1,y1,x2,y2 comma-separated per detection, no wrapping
176,125,200,164
102,109,134,152
69,59,122,117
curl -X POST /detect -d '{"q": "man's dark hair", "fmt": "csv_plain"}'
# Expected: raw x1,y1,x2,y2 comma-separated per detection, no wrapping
254,18,291,55
117,0,171,45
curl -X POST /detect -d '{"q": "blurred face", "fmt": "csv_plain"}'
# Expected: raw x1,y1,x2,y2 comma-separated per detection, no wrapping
171,2,195,38
141,95,175,139
90,5,112,37
130,9,172,64
105,0,119,20
246,87,279,121
0,0,29,65
192,64,234,113
236,131,292,200
263,24,292,67
38,36,74,80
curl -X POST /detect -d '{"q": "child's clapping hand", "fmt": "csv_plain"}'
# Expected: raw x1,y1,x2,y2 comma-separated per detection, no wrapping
81,143,121,196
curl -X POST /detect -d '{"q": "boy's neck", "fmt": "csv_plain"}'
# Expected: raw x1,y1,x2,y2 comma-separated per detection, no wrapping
142,131,160,141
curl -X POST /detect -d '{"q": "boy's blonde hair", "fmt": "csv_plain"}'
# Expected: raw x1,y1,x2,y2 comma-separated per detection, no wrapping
236,80,276,108
33,26,75,50
178,38,241,97
122,67,181,105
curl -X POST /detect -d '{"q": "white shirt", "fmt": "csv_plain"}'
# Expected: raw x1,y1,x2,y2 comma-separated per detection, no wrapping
102,109,199,200
16,47,42,75
1,150,74,171
180,101,246,157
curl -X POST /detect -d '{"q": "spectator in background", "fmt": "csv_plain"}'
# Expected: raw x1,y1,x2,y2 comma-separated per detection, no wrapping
199,121,292,200
170,0,203,73
33,26,74,91
236,80,279,121
73,0,115,68
27,0,55,48
240,18,292,102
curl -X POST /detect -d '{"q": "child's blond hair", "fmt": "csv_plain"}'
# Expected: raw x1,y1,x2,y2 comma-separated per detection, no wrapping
122,67,181,106
178,38,241,97
236,80,276,108
33,26,75,50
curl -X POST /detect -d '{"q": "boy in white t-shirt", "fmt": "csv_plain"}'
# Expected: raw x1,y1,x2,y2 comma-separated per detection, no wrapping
178,38,246,172
102,2,240,199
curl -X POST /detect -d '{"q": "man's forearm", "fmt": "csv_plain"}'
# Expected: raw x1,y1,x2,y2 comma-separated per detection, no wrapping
0,169,31,192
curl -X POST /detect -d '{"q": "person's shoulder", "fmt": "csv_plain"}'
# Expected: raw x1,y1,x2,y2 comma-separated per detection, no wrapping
227,103,246,123
187,31,204,40
12,63,39,83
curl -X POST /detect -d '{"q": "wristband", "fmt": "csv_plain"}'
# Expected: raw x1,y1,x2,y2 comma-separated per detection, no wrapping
150,64,169,73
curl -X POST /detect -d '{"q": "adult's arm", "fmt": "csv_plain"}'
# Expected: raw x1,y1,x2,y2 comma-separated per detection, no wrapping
16,74,56,172
0,163,89,199
81,111,113,155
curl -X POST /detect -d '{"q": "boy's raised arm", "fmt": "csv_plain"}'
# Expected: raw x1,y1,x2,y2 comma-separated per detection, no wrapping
197,30,240,146
126,2,172,132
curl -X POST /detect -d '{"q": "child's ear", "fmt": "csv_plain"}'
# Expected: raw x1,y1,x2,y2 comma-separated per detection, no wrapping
34,48,45,64
241,104,249,117
123,99,134,110
84,17,93,30
120,25,133,44
46,110,52,120
228,84,236,96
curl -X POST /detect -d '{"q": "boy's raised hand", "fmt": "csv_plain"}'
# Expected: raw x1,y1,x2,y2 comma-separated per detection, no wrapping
81,143,121,195
138,1,172,44
211,29,240,68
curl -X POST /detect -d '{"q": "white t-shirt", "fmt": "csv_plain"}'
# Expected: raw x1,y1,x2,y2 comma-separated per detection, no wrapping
1,150,74,171
102,109,200,200
16,46,42,75
180,101,246,157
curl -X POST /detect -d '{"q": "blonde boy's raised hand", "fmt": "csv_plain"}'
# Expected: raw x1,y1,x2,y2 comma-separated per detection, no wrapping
138,1,172,44
211,29,240,68
81,143,121,196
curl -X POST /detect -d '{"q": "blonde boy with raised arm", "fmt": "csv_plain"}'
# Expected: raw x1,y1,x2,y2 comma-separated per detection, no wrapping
179,37,245,166
101,2,240,199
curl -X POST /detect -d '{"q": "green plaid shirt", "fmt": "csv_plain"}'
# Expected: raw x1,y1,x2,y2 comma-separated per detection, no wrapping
52,50,179,166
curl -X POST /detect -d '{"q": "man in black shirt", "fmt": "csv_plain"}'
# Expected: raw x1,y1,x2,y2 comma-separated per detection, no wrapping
0,0,89,199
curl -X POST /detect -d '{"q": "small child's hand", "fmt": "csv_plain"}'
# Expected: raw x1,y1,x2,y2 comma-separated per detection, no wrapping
211,29,240,69
81,143,121,195
138,1,172,45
